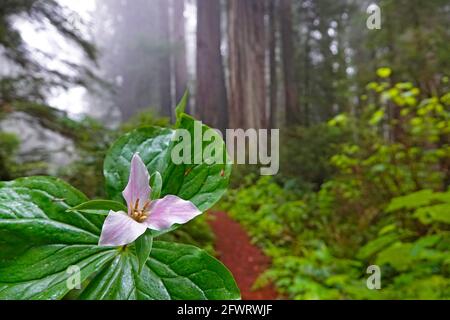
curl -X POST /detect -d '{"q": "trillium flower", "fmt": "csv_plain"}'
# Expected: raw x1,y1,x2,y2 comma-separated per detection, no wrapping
99,153,201,246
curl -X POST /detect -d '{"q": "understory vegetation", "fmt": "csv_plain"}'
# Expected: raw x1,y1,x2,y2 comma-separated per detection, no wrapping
219,79,450,299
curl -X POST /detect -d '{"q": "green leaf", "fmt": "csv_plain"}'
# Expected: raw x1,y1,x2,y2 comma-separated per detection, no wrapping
369,109,385,125
386,189,436,212
357,233,400,260
377,67,392,78
79,241,240,300
67,200,128,215
162,114,231,212
146,241,240,300
0,177,116,299
0,245,117,300
150,171,162,200
0,177,102,245
103,126,174,204
104,109,231,220
135,232,153,274
376,242,415,271
175,91,189,127
414,204,450,224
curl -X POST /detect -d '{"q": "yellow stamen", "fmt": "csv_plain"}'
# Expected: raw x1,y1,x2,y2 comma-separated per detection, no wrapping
129,199,151,222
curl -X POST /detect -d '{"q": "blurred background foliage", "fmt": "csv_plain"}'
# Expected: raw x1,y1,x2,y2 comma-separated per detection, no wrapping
0,0,449,299
219,82,450,299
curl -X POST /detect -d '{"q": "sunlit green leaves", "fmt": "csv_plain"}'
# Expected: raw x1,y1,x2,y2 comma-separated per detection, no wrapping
387,190,450,224
386,189,437,212
414,203,450,224
369,109,385,125
376,67,392,78
357,233,400,260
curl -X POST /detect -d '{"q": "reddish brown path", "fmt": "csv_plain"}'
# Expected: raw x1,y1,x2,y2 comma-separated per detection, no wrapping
208,211,279,300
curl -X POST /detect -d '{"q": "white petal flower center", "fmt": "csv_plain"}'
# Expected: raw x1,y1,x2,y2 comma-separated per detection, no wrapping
129,198,151,222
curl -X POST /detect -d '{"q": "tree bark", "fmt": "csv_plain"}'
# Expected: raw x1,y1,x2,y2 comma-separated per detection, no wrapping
173,0,190,113
279,0,300,126
196,0,228,132
268,0,278,129
228,0,267,129
157,0,172,118
303,26,311,127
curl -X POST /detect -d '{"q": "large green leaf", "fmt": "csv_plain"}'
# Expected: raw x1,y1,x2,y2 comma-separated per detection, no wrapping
104,113,231,213
414,204,450,224
79,241,240,300
0,177,115,299
0,177,240,300
0,241,240,300
386,189,438,212
0,177,102,245
0,245,116,300
103,126,174,203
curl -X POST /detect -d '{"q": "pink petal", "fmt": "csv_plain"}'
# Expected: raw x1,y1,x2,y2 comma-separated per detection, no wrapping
99,211,147,246
122,153,151,212
143,195,202,231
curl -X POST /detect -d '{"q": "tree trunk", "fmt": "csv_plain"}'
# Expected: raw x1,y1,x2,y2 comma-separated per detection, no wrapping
196,0,228,132
228,0,267,129
268,0,278,129
279,0,299,126
173,0,190,113
157,0,172,118
303,27,311,126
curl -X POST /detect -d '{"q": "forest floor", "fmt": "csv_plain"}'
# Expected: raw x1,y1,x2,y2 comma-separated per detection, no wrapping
208,211,279,300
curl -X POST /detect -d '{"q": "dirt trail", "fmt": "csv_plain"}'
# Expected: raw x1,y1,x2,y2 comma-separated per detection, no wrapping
208,211,279,300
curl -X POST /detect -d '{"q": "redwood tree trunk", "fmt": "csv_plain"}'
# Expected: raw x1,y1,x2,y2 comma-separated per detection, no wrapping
228,0,267,129
196,0,228,132
157,0,172,118
173,0,189,112
280,0,300,126
268,0,278,129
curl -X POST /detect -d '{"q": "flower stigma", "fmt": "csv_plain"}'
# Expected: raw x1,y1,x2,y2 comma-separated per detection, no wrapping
129,198,151,222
